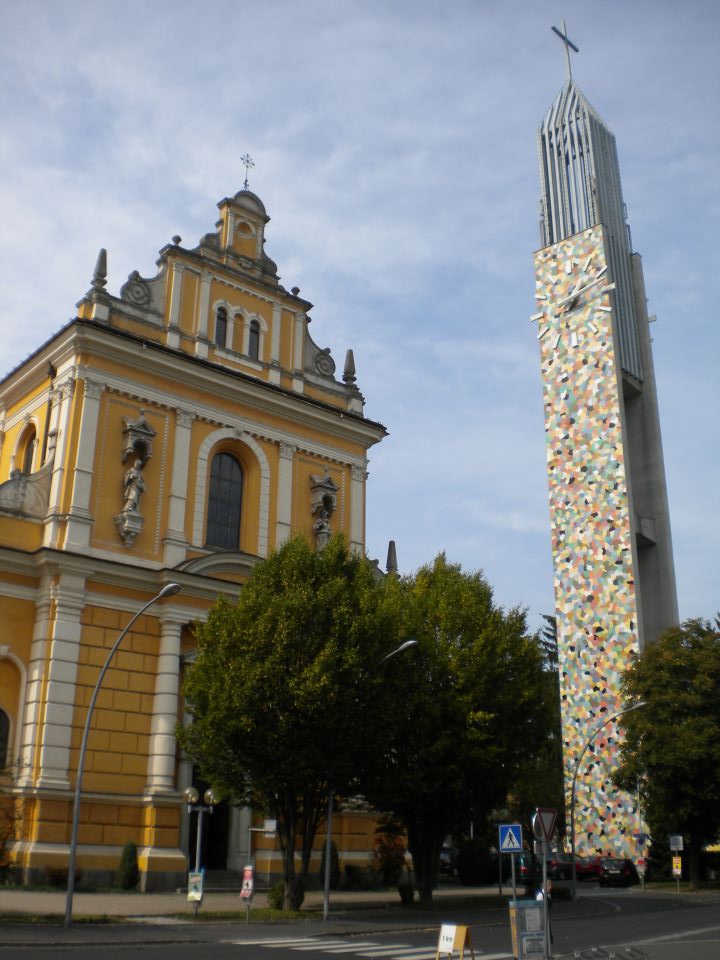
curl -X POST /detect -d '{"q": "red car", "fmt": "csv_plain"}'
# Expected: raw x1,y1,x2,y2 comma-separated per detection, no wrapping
575,855,603,880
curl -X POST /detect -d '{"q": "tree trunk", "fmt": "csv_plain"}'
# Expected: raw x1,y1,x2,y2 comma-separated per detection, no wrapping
688,837,702,891
408,825,442,907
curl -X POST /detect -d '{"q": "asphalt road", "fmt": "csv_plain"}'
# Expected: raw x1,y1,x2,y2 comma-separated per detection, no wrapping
1,889,719,959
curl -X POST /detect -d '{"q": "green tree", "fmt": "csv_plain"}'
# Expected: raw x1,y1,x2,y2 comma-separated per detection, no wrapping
365,554,551,905
178,535,396,909
505,615,565,850
615,616,720,889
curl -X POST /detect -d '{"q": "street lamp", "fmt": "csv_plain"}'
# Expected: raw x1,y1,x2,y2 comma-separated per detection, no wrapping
322,638,418,922
184,786,219,872
569,700,646,901
64,582,181,928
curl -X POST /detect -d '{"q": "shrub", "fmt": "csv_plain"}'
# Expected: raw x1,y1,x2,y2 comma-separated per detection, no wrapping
117,841,139,890
373,819,407,886
267,879,284,910
319,839,341,889
0,796,18,883
44,866,82,888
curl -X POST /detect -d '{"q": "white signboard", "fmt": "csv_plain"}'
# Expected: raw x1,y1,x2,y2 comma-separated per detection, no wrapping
669,834,683,851
187,870,203,902
438,924,456,952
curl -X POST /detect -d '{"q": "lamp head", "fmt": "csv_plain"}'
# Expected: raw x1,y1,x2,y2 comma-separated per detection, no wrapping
158,582,181,599
184,786,199,805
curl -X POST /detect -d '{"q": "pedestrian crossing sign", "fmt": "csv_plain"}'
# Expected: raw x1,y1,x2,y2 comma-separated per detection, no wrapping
499,823,523,853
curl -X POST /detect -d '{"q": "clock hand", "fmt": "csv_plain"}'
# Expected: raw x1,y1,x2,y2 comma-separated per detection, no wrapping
557,267,609,307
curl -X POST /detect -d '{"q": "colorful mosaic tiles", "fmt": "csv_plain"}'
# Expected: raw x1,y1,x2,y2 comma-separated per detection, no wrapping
533,224,639,857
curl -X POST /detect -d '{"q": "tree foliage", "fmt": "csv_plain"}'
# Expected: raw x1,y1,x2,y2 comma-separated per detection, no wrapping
615,615,720,888
179,535,396,909
364,554,552,905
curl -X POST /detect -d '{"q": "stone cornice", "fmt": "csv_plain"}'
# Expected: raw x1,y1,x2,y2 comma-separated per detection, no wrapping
72,320,386,449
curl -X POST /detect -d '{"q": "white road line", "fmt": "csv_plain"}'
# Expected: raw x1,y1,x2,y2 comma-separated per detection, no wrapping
356,950,436,958
293,943,366,952
637,922,720,943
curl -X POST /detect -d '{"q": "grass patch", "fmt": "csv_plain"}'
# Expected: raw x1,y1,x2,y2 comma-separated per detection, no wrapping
167,908,312,922
0,913,114,925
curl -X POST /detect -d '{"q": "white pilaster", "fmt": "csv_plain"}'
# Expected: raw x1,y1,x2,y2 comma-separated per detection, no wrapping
16,585,53,787
44,377,75,548
145,617,183,794
269,304,282,384
349,464,366,555
36,572,87,790
163,409,194,566
166,262,185,349
291,313,305,393
195,274,211,359
65,378,105,548
275,442,295,547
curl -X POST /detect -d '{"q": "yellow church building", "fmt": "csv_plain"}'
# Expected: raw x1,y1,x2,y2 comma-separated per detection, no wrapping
0,187,387,889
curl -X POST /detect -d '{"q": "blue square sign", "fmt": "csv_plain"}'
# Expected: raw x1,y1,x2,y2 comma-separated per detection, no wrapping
498,823,523,853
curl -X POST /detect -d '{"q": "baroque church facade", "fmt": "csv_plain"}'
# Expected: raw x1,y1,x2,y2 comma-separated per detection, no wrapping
0,188,386,888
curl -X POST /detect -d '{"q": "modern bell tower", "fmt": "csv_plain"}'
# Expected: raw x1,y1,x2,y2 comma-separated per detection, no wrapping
532,24,678,856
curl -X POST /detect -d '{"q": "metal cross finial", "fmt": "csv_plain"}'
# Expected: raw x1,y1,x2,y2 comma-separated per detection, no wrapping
240,153,255,191
551,20,579,80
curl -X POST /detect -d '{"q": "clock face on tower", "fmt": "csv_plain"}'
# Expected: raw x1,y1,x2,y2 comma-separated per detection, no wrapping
532,233,616,352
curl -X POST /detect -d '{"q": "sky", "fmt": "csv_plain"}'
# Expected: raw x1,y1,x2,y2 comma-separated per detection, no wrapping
0,0,717,633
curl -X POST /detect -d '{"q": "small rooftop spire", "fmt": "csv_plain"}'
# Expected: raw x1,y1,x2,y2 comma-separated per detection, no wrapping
551,20,579,80
386,540,398,575
343,349,357,385
240,153,255,191
91,248,107,291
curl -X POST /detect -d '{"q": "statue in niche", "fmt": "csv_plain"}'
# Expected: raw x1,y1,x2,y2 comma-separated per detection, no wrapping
310,474,338,552
122,459,145,513
115,424,152,545
313,504,332,551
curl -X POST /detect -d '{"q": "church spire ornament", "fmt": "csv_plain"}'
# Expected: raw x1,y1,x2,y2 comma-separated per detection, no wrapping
551,20,579,80
240,153,255,192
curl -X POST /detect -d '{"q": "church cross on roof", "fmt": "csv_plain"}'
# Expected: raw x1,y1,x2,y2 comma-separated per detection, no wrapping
551,20,579,80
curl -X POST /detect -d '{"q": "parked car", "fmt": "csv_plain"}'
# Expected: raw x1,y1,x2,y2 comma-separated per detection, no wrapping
516,852,542,886
576,855,604,880
547,853,574,880
599,857,639,887
439,845,458,876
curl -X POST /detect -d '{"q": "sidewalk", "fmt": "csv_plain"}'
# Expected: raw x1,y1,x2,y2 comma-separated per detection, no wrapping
0,883,619,949
0,882,512,918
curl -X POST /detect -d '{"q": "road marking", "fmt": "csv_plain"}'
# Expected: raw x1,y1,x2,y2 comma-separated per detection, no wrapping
637,922,720,943
223,936,513,960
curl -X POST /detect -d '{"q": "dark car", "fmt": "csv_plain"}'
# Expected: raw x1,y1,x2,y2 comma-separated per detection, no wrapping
576,855,604,880
516,852,542,886
547,853,574,880
599,857,639,887
439,845,457,876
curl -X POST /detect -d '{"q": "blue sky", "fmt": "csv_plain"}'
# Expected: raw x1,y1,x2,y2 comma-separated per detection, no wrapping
0,0,717,632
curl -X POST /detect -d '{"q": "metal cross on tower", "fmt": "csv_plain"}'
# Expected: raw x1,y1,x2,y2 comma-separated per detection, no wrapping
551,20,579,80
240,153,255,191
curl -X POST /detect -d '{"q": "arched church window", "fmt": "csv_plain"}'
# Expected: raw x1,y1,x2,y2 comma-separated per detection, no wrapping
0,709,9,771
215,307,228,348
20,426,36,474
248,319,260,361
206,452,243,550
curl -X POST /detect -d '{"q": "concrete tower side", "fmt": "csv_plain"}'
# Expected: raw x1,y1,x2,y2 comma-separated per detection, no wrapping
534,70,678,857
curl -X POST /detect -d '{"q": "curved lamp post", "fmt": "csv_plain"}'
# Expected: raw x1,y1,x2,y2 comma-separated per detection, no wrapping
322,638,418,922
64,582,181,927
569,699,646,901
